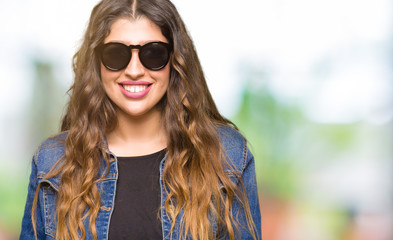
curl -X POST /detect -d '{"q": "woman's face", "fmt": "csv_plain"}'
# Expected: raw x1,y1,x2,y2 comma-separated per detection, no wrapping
101,17,170,119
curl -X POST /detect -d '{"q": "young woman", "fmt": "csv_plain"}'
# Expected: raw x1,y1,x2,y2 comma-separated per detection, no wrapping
20,0,261,239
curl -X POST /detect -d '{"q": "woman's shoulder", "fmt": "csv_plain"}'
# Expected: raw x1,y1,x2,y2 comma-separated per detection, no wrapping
215,124,251,173
216,124,246,148
33,131,68,173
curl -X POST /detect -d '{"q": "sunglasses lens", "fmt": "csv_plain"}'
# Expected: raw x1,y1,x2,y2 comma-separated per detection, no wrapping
140,42,170,70
101,43,130,71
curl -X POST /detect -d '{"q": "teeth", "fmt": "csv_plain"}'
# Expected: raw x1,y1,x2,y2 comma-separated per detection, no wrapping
123,85,147,93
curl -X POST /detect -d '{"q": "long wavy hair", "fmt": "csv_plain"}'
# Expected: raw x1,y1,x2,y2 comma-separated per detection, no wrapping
32,0,258,239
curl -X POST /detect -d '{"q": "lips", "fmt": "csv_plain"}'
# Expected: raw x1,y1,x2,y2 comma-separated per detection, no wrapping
119,81,152,99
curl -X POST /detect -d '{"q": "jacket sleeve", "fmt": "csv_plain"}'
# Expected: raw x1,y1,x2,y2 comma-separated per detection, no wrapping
19,156,46,240
233,147,262,239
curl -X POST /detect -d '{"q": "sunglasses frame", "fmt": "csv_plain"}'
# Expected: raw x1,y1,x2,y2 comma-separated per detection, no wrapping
97,41,172,71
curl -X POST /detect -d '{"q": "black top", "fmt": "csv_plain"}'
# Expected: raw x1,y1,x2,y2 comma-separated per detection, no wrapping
108,149,166,240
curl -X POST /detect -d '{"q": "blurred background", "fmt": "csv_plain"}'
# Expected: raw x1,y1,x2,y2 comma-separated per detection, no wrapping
0,0,392,239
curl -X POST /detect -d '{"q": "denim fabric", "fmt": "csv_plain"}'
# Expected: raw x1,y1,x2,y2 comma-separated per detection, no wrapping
20,126,261,239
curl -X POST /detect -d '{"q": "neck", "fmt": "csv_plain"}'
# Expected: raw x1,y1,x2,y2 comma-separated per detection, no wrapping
106,108,167,157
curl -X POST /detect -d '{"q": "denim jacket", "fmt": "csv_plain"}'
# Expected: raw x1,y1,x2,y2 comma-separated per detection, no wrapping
20,126,261,239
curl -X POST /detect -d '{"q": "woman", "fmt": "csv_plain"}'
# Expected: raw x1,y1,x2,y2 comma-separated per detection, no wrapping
20,0,261,239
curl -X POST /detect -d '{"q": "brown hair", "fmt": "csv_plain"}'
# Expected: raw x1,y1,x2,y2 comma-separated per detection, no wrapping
32,0,258,239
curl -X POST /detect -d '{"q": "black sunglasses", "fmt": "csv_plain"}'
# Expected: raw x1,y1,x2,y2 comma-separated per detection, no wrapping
97,41,172,71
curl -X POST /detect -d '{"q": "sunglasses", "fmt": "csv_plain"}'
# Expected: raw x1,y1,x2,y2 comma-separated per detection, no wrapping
97,41,172,71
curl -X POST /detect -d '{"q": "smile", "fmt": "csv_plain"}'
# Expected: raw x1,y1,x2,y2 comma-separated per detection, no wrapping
119,83,152,99
123,85,148,93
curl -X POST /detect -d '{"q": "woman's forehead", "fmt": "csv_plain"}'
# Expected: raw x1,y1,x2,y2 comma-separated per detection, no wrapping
104,17,167,45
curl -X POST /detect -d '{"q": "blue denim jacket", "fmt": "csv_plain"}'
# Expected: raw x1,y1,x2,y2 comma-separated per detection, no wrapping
20,126,261,239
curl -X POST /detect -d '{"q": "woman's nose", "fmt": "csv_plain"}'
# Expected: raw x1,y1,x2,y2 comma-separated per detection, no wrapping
124,50,145,79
